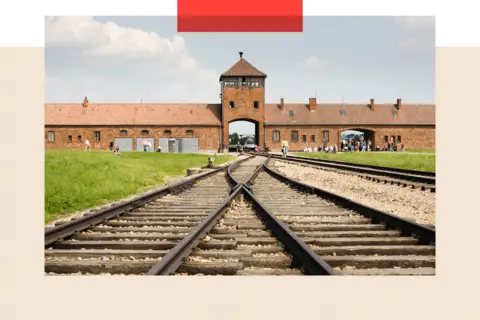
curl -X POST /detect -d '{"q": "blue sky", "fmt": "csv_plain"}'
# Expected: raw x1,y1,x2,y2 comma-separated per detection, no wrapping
45,16,435,134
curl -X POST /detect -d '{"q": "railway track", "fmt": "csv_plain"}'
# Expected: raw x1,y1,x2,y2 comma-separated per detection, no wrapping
267,153,436,192
44,156,253,276
247,158,436,276
45,154,435,276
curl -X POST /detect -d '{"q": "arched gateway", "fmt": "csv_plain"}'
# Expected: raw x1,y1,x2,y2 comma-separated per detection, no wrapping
219,52,267,149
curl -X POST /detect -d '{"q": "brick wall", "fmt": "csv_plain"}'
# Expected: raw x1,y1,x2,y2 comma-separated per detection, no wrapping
222,87,265,147
44,126,221,152
265,126,435,151
45,125,435,152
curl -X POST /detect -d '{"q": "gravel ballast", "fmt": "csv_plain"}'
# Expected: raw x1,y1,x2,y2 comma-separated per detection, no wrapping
272,160,435,226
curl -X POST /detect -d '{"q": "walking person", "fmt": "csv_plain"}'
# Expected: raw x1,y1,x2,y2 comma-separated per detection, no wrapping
109,140,114,152
281,137,289,158
85,139,91,151
143,139,148,152
222,142,227,155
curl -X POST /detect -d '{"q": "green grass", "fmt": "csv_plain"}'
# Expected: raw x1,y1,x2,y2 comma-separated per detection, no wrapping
45,150,235,224
292,151,435,172
406,149,436,153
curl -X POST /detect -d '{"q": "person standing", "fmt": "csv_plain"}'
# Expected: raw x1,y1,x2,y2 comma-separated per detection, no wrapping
85,139,91,151
109,140,114,152
281,137,289,158
143,139,148,152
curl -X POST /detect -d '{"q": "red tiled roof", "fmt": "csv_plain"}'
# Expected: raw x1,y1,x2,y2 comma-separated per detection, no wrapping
221,58,267,78
265,103,435,126
45,102,435,126
44,103,222,126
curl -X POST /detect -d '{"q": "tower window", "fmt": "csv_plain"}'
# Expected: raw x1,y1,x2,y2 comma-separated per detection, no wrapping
253,101,259,109
229,101,235,108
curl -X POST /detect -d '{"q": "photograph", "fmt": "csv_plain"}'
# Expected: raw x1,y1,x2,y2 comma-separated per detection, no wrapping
44,16,436,276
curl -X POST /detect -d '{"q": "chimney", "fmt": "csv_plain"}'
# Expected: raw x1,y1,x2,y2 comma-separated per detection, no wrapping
308,97,317,111
369,98,375,110
278,98,284,110
239,51,244,58
83,96,89,107
396,98,402,111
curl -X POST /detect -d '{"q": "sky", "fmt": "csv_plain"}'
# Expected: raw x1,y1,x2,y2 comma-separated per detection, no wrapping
45,16,435,135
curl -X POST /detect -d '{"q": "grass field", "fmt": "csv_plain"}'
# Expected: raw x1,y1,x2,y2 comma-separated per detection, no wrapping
292,151,436,172
45,150,235,224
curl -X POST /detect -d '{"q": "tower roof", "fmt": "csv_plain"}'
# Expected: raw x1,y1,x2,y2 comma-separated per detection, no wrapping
220,52,267,80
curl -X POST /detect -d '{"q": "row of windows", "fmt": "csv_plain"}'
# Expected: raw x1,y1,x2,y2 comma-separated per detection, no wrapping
384,135,402,143
229,101,259,109
47,129,194,143
272,130,330,143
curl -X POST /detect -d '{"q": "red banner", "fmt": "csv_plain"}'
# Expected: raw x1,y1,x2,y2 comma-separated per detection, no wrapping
177,0,303,32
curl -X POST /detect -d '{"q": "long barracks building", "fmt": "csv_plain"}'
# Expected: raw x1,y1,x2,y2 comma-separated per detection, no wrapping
45,53,435,152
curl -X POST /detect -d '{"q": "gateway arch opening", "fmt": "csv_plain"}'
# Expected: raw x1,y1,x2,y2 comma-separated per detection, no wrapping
228,119,259,151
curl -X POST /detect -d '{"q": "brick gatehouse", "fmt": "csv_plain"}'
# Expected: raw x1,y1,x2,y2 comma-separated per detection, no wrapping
45,52,435,152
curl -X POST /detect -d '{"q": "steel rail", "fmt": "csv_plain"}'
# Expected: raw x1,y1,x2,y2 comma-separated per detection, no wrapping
270,153,435,177
268,153,435,185
263,158,435,245
45,158,244,247
147,156,337,276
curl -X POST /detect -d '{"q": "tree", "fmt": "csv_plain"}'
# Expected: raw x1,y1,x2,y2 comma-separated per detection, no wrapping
229,132,239,145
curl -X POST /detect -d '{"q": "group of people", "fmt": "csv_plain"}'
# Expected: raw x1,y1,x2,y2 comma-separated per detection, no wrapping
341,139,372,152
108,140,121,155
303,145,338,153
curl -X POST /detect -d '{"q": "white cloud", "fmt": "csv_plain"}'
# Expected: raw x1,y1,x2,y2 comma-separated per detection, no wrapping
393,17,435,51
45,16,220,102
393,8,440,29
302,55,325,69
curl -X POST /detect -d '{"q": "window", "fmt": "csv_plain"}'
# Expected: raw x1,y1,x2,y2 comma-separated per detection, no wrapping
47,131,55,142
77,135,82,143
94,131,101,142
164,130,172,135
242,77,246,84
391,136,396,143
229,101,235,108
186,130,193,136
253,101,259,109
302,135,307,142
384,136,389,142
311,135,315,142
141,130,149,135
397,136,402,143
120,130,128,136
288,110,294,116
322,130,329,142
272,130,280,142
68,135,72,142
291,131,299,141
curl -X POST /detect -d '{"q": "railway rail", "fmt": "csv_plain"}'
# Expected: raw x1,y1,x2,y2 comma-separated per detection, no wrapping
266,153,436,192
247,157,436,276
45,154,435,276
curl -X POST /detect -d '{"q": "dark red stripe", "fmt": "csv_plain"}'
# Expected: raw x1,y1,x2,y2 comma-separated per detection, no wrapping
177,16,303,32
